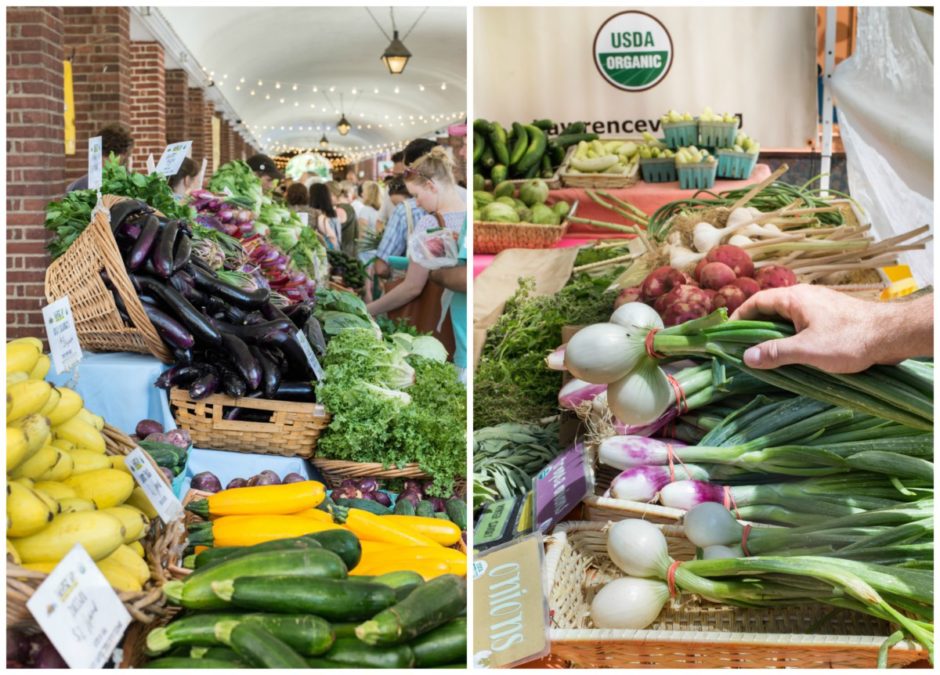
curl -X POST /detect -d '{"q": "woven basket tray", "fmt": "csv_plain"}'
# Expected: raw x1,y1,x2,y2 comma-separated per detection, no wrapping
473,220,568,255
44,194,173,363
169,387,330,458
559,144,641,189
311,458,430,489
544,520,928,668
7,425,186,629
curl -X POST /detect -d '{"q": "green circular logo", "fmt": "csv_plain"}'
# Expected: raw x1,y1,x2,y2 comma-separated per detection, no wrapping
593,11,674,92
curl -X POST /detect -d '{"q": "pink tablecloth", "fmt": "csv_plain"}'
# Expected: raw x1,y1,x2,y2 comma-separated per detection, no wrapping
473,164,771,277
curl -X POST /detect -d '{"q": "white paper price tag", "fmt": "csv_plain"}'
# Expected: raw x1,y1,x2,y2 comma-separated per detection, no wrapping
42,295,82,375
26,544,131,669
126,447,184,524
295,332,325,381
298,211,309,226
87,136,102,190
146,153,156,175
154,141,192,177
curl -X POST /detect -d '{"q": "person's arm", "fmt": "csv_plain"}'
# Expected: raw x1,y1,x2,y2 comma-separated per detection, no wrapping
366,261,430,316
731,285,933,374
318,214,339,247
429,265,467,293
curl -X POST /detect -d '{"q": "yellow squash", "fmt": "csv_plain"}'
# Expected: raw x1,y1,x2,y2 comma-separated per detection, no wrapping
6,342,40,374
353,557,451,580
76,408,104,431
64,469,134,509
38,386,60,416
7,379,52,421
58,497,97,514
101,505,149,543
37,448,74,482
7,427,29,471
202,515,344,547
381,515,462,546
67,449,112,475
128,541,145,557
189,481,326,518
126,487,159,519
7,539,22,564
32,481,78,501
10,414,52,463
12,511,125,563
7,482,55,537
100,545,150,585
46,387,83,426
341,508,441,548
29,354,51,381
10,445,61,481
96,557,143,592
53,416,105,454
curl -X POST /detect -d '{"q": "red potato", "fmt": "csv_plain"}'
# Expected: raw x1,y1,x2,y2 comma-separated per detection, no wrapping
699,262,737,290
706,245,754,278
640,266,687,303
731,277,761,297
755,265,798,289
663,301,710,327
614,286,642,309
712,285,749,314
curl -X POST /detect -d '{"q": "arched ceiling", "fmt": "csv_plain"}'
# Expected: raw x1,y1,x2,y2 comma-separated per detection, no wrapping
157,6,466,158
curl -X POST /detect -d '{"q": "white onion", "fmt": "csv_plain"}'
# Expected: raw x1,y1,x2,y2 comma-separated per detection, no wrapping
591,390,608,415
692,221,723,252
728,234,754,247
563,323,643,384
607,362,674,426
590,577,669,629
607,518,671,578
703,544,741,560
609,302,663,332
545,345,566,371
683,502,742,548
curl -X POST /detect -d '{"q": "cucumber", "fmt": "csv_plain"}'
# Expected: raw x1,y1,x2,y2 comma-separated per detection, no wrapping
445,499,467,530
488,124,509,166
480,145,495,171
472,118,493,136
193,535,323,570
523,163,540,179
508,122,528,166
549,142,566,167
138,440,187,457
144,657,243,668
306,639,415,669
562,121,586,135
472,132,485,163
355,574,467,646
146,612,335,657
162,548,347,610
515,125,546,174
531,118,555,131
372,570,424,600
490,164,508,184
555,132,599,148
305,529,361,570
212,575,397,622
335,497,390,515
540,153,553,178
189,646,242,662
415,500,435,518
393,498,416,516
217,621,308,668
410,618,467,668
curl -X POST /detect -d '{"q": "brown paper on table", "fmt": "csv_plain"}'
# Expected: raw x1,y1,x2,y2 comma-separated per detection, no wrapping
473,248,579,371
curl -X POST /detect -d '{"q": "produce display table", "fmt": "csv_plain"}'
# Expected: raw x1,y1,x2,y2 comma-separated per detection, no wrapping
172,448,316,499
48,351,174,436
473,164,772,278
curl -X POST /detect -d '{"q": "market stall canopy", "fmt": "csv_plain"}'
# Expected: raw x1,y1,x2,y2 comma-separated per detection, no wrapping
154,6,466,159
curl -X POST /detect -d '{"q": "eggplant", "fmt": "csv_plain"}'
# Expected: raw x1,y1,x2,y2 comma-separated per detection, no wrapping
152,220,179,279
260,300,291,323
134,276,222,347
191,471,222,493
109,199,152,231
172,233,192,272
248,470,281,487
167,272,195,297
252,347,281,399
217,363,248,397
223,303,248,325
283,473,306,484
244,311,267,325
127,215,161,271
304,317,328,356
210,318,294,345
373,491,393,508
191,265,269,309
203,294,228,315
191,256,217,276
173,348,193,365
188,371,219,400
117,217,143,241
154,363,206,389
144,304,196,349
285,299,315,328
272,380,316,401
219,333,261,390
267,329,317,379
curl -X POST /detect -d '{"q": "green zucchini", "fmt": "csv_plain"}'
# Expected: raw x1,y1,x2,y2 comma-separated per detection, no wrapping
162,548,347,610
144,657,243,668
335,497,390,515
372,570,424,600
355,574,467,646
393,497,416,516
306,639,415,669
490,164,508,184
472,132,485,163
332,623,358,640
515,125,546,174
305,529,361,570
488,124,509,166
410,618,467,668
555,132,599,148
509,122,528,166
216,621,308,668
212,575,397,621
146,612,335,657
415,500,435,518
531,118,555,131
189,646,242,662
193,535,323,570
445,499,467,530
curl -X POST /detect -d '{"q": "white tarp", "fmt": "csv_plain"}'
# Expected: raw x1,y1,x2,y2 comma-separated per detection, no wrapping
831,7,933,285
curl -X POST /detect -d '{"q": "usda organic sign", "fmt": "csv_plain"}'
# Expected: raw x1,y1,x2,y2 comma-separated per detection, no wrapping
593,11,674,92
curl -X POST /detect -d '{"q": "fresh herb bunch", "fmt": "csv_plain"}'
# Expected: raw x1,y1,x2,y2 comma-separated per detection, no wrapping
327,249,367,290
473,272,617,428
573,243,633,268
45,154,195,259
377,316,426,338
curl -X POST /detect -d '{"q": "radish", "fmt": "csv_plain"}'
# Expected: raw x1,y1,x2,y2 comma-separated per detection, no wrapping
693,258,709,282
699,262,737,290
614,286,642,309
706,245,754,278
640,267,686,303
660,284,711,311
663,301,709,326
731,277,761,297
755,265,798,289
712,285,748,314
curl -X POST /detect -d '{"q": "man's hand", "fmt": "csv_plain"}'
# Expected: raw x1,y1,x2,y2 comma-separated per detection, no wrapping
731,285,932,374
373,258,390,279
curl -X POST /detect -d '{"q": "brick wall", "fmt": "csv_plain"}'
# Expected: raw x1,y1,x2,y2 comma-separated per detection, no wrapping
164,69,188,145
62,6,132,185
186,87,207,174
7,7,65,337
128,42,165,171
204,103,216,179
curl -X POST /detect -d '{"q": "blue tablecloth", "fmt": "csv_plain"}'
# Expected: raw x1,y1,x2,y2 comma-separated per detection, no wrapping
48,352,175,436
174,448,316,499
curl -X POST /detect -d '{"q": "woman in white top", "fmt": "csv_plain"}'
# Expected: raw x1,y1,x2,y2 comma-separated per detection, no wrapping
357,181,384,239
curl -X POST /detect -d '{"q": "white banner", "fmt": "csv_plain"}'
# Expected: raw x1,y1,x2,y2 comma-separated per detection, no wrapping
474,6,818,148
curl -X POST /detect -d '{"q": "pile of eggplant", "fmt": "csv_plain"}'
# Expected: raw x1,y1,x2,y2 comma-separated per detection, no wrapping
107,200,327,408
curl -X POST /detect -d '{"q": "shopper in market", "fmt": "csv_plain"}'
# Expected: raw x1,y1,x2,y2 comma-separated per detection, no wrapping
357,181,384,239
366,147,465,352
245,153,284,192
167,157,200,200
65,123,134,192
732,285,934,373
285,182,326,244
329,181,358,256
309,182,342,249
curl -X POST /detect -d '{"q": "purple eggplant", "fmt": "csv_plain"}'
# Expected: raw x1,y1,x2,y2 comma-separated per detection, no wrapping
155,364,204,389
136,419,164,438
144,304,196,350
191,471,222,493
304,318,327,356
28,634,68,669
224,408,242,421
282,473,306,484
192,265,269,309
402,480,424,497
173,348,193,365
220,333,261,390
272,380,315,401
109,199,152,232
252,346,282,399
127,215,161,271
189,371,219,400
152,219,179,279
159,466,175,482
173,233,192,272
134,276,222,347
331,486,359,501
218,363,248,398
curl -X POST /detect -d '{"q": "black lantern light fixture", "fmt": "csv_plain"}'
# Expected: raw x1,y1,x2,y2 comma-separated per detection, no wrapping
337,95,351,136
319,134,329,148
368,7,425,75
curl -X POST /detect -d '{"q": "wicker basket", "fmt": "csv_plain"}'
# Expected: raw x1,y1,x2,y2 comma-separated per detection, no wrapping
559,145,641,189
169,387,330,458
473,220,568,255
44,194,173,363
311,458,430,488
7,425,186,629
544,520,928,668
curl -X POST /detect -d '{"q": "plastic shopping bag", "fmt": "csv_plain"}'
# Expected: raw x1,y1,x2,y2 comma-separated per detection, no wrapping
408,228,460,269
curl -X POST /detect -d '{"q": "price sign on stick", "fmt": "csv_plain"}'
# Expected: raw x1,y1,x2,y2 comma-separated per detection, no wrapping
87,136,102,190
42,295,82,376
295,332,325,381
26,544,131,669
126,447,184,524
154,141,192,177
